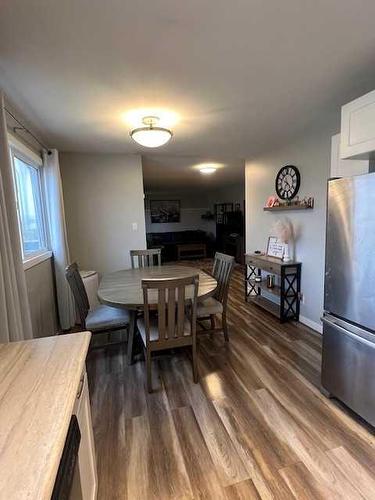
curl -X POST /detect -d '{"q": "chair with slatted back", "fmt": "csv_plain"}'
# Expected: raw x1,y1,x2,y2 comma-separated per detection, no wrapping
130,248,162,268
137,274,199,392
197,252,235,341
65,262,129,345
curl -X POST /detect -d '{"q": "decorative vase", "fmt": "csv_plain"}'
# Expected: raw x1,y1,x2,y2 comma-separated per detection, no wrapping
283,242,292,262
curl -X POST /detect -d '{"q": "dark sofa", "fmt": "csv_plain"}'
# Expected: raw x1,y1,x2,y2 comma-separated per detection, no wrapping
147,230,214,262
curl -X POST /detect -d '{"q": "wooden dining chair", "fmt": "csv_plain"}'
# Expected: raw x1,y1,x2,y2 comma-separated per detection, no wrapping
197,252,235,341
130,248,162,268
137,275,199,392
65,262,129,346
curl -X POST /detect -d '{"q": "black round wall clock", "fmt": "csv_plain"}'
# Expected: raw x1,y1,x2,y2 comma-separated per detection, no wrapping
275,165,301,200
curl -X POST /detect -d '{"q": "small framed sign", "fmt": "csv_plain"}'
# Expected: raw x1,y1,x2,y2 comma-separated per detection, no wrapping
267,236,284,259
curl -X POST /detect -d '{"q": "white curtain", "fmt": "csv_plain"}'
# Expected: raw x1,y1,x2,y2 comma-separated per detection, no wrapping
43,149,75,330
0,93,33,342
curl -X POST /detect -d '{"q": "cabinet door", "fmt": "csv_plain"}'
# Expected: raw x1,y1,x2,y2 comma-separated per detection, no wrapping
341,89,375,159
331,134,368,177
74,372,98,500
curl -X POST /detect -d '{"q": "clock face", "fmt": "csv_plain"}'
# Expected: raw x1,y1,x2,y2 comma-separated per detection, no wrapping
275,165,300,200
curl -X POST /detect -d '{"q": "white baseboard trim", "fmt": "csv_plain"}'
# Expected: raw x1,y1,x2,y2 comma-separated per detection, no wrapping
299,315,323,334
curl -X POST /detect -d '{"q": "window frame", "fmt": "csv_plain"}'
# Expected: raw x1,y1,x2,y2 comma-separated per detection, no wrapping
8,135,50,265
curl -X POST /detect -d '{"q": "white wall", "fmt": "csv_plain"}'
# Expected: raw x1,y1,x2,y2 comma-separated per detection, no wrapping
245,115,339,331
60,153,146,274
145,191,215,235
145,183,244,236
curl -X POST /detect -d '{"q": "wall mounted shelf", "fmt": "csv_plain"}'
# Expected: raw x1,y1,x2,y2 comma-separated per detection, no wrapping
263,205,313,212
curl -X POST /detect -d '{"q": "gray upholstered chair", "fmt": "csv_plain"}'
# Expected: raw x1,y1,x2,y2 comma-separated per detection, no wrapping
130,248,161,268
138,274,199,392
65,263,129,344
197,252,235,341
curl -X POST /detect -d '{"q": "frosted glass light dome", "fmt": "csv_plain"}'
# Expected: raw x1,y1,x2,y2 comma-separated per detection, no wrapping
130,116,173,148
199,166,217,175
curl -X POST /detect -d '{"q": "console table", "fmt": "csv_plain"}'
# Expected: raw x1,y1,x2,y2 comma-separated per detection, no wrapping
245,254,301,322
177,243,207,260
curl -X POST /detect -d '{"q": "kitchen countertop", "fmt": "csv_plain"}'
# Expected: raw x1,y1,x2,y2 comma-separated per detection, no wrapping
0,331,91,500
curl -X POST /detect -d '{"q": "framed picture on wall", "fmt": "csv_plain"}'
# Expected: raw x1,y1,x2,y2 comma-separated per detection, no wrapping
150,200,180,223
266,236,284,259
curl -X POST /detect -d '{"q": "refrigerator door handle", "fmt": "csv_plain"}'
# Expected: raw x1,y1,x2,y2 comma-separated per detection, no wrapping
322,316,375,349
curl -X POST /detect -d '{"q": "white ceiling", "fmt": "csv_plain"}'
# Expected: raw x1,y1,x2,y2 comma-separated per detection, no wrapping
142,156,244,191
2,0,375,187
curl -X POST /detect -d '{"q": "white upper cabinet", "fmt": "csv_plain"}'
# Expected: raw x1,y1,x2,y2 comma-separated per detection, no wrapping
341,89,375,159
331,134,368,178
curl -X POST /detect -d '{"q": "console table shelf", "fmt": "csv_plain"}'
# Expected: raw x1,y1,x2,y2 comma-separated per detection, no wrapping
245,254,301,323
248,279,282,298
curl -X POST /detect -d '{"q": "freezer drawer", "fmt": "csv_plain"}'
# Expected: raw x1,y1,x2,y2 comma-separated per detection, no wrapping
321,315,375,427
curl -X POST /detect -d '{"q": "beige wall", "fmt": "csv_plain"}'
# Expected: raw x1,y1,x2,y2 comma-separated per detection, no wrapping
245,113,339,331
60,153,146,274
25,258,58,338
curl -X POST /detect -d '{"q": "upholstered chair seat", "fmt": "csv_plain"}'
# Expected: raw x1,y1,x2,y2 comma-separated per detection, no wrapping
197,297,223,317
137,315,192,343
86,305,130,332
66,262,129,348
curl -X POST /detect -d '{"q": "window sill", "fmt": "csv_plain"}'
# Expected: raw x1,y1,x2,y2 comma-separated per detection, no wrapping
23,251,53,271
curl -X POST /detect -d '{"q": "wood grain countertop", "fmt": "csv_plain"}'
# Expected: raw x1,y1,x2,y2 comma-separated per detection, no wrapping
0,331,91,500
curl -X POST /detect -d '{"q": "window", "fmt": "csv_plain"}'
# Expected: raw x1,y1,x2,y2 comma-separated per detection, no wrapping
10,148,48,259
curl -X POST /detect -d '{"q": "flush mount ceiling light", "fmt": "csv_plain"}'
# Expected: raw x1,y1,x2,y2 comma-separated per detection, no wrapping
129,116,173,148
199,166,217,175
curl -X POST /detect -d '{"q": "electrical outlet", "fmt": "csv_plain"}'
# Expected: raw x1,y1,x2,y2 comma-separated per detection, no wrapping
299,292,305,304
132,222,138,231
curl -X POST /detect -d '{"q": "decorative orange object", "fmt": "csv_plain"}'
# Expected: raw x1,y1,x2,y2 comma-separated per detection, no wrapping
265,195,278,208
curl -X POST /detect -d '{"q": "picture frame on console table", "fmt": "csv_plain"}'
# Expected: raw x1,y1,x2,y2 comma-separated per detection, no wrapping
266,236,284,259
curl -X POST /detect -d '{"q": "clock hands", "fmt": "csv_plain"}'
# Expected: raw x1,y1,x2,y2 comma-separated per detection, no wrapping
276,165,300,200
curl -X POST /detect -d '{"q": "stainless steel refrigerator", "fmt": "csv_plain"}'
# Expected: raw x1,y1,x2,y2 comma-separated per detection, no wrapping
322,172,375,426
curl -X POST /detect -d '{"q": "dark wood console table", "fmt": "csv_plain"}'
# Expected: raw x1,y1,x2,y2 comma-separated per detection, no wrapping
245,254,301,323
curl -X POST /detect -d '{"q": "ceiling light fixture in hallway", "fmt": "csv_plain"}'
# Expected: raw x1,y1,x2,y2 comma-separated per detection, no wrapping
199,166,217,175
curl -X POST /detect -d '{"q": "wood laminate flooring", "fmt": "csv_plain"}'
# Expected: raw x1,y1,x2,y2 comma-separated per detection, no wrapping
87,260,375,499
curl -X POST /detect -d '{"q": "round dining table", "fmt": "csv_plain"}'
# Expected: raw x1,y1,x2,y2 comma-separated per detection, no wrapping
98,265,217,364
